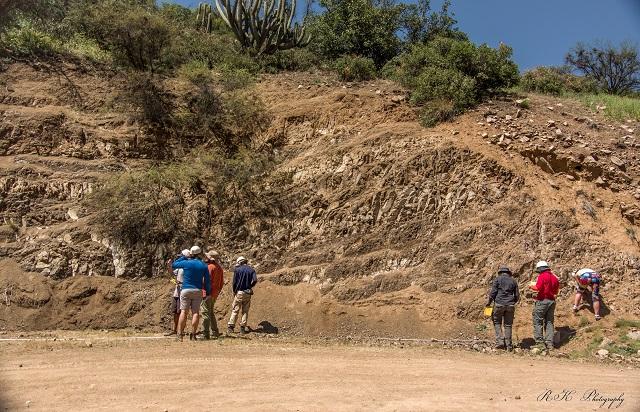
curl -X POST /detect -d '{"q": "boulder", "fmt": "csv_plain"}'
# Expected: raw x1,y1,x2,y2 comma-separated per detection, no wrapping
626,330,640,341
610,156,626,169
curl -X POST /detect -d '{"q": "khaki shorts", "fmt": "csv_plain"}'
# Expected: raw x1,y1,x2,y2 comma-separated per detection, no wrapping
180,289,202,313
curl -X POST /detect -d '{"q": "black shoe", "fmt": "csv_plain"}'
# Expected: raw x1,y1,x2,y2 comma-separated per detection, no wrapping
240,326,247,335
227,325,234,333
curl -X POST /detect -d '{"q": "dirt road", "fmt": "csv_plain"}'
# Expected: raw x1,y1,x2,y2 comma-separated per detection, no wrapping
1,334,638,411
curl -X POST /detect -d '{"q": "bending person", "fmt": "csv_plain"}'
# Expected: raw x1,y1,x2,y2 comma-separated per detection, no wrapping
573,268,603,321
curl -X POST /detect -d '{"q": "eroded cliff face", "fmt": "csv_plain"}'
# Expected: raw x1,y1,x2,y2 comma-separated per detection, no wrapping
1,64,639,335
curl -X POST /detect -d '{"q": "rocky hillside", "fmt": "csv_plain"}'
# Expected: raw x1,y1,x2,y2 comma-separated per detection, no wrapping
1,62,639,346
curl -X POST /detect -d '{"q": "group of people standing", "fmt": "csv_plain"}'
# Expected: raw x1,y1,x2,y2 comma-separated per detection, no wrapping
486,260,604,352
167,246,257,341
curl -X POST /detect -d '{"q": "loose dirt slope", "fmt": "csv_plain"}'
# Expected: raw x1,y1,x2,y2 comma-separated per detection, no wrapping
0,63,639,349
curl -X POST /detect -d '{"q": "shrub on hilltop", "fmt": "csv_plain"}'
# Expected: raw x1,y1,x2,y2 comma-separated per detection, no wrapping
383,36,519,125
520,66,598,96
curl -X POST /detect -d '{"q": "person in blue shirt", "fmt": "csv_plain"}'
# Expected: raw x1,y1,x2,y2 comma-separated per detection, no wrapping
227,256,257,334
172,245,211,341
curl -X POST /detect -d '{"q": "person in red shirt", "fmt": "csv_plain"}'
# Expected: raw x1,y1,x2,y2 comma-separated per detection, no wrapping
200,250,225,339
528,260,560,350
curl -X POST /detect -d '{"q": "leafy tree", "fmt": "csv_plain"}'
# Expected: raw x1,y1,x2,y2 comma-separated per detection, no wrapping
400,0,466,45
308,0,404,67
566,41,640,95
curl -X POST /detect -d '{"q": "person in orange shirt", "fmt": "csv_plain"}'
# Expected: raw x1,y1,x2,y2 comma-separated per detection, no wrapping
200,250,224,339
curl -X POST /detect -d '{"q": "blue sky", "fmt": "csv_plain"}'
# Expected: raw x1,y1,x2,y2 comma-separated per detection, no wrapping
170,0,640,70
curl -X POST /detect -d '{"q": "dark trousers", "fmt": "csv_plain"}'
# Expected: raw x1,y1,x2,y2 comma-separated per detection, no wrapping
533,299,556,347
492,304,515,347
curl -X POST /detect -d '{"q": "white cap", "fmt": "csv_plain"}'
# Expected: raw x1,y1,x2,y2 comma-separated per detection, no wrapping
181,249,191,257
535,260,549,270
190,245,202,256
236,256,247,265
576,268,595,277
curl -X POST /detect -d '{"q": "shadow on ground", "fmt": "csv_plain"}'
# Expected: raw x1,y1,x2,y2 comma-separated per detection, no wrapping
251,321,279,334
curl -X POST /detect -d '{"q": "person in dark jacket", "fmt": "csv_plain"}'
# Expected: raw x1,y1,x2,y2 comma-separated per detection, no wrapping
227,256,257,334
486,266,520,351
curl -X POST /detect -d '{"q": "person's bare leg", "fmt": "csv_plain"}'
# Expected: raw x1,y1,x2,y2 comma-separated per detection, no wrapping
173,312,180,333
191,313,200,337
178,310,188,340
593,299,601,317
573,293,582,309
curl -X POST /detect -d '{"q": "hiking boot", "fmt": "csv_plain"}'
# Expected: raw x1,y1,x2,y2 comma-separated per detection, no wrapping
494,344,506,350
240,326,247,335
506,345,513,352
572,305,579,313
227,325,234,334
164,330,177,336
595,314,602,321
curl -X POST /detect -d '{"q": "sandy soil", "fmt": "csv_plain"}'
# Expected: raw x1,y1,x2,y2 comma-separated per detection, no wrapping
1,334,638,411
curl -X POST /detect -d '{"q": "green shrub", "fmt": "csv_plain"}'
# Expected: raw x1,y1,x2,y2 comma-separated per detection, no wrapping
87,160,208,245
87,150,276,246
217,65,255,91
221,91,271,141
82,2,173,72
419,98,456,127
520,66,597,95
163,24,259,73
308,0,404,67
0,19,62,56
123,73,173,128
177,60,213,84
62,33,111,62
384,36,518,125
333,55,377,81
409,66,475,106
259,48,322,72
172,83,269,151
614,319,640,329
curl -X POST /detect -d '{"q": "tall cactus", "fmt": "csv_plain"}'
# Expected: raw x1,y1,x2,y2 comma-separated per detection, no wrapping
197,0,310,55
196,2,214,33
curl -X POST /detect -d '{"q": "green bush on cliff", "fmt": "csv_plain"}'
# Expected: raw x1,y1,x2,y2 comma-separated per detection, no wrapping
332,56,377,81
520,66,597,95
87,151,276,246
383,36,519,125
